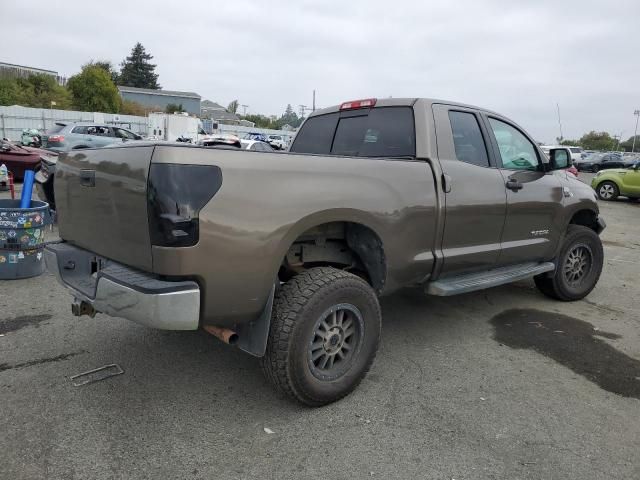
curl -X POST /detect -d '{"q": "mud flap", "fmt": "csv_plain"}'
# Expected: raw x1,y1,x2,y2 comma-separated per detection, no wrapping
235,284,276,357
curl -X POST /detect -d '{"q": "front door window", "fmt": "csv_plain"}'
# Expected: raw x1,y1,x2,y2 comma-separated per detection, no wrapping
488,118,539,171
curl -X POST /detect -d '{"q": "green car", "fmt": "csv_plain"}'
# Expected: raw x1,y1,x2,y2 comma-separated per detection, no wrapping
591,162,640,200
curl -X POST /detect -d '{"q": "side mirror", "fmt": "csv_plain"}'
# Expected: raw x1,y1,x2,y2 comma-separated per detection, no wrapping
548,148,571,170
134,134,142,140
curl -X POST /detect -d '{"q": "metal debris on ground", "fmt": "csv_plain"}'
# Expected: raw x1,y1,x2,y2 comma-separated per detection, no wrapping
70,364,124,387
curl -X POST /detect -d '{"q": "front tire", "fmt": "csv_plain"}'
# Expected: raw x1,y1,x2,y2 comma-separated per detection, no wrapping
534,225,603,301
261,267,381,406
591,165,599,173
596,181,619,201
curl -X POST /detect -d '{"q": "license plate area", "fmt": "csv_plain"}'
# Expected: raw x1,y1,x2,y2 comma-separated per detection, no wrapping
53,244,110,299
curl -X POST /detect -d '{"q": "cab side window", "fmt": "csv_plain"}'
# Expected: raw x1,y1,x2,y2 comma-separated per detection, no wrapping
488,118,539,171
448,111,490,167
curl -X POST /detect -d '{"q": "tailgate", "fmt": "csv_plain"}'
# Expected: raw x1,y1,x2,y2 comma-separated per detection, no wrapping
55,145,154,271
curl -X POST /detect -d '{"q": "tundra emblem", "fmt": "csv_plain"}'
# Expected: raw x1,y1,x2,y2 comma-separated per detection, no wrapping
531,229,549,237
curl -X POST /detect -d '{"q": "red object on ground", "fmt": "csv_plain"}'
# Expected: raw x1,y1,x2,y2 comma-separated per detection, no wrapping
0,141,56,180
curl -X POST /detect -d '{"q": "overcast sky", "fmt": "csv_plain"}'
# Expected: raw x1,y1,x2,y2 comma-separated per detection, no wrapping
2,0,638,142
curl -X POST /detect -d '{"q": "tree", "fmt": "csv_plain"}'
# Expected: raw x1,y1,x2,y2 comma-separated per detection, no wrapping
578,131,615,151
275,104,301,129
559,139,579,146
0,77,29,106
227,100,239,114
121,99,151,116
620,135,640,152
241,114,275,128
0,74,71,109
67,65,121,113
118,42,161,89
86,60,119,84
165,103,183,113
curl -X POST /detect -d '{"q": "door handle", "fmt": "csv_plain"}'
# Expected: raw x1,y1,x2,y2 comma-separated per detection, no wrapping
442,173,452,193
506,178,523,191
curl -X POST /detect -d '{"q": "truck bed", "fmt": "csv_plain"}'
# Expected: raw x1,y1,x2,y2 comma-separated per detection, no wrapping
54,142,439,325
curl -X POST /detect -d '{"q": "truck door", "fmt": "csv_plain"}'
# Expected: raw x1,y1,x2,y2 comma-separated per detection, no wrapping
432,105,507,275
483,115,564,265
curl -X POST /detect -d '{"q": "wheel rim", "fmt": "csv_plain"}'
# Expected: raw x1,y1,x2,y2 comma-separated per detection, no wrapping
308,303,364,381
599,184,615,199
563,244,593,287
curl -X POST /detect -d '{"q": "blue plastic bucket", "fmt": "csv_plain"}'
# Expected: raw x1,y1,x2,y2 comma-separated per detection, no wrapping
0,199,51,279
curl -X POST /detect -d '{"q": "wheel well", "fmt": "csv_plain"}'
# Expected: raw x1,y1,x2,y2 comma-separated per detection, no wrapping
72,145,88,149
280,222,386,293
569,209,598,231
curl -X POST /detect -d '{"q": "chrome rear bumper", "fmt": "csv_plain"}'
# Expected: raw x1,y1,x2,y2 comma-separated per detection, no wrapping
45,243,200,330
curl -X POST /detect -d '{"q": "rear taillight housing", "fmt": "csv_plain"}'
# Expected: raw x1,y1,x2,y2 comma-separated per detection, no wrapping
48,135,64,143
147,164,223,247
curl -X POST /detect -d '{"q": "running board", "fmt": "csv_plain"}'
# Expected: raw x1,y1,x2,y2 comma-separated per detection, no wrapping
425,262,555,296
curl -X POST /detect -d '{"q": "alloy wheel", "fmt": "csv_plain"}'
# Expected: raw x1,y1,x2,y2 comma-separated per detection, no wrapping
308,303,364,381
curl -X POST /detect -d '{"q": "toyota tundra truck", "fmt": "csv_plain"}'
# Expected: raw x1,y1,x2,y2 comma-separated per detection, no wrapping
45,97,605,406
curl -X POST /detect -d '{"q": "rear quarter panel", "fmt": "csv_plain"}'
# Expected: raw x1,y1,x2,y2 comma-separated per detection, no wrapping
150,146,438,327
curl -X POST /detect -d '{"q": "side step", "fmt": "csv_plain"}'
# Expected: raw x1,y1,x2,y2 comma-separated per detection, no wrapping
425,262,555,296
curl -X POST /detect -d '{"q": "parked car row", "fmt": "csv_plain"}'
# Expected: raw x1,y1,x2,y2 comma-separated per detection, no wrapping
243,132,288,150
575,152,640,172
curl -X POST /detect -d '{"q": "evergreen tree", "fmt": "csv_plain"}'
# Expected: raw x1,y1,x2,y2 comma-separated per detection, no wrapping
118,43,161,89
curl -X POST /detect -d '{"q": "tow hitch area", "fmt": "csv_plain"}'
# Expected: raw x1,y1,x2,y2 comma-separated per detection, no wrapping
71,299,97,318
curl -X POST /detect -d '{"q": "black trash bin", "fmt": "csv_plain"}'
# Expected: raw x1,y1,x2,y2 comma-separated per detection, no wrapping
0,199,51,280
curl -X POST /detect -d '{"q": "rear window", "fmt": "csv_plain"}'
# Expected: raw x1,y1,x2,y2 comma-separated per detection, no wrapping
46,123,66,134
569,148,582,153
290,107,415,158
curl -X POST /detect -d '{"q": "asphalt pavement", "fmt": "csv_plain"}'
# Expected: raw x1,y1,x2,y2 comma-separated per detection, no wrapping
1,173,639,479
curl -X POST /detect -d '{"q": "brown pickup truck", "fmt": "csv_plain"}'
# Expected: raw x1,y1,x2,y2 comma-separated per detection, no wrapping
45,97,605,406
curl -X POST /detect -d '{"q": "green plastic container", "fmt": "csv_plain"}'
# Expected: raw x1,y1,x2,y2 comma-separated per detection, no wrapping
0,199,51,279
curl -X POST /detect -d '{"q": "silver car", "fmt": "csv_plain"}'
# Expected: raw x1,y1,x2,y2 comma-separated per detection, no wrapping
41,122,142,152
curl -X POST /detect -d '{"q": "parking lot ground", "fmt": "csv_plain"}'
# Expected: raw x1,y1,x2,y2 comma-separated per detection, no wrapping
1,175,639,479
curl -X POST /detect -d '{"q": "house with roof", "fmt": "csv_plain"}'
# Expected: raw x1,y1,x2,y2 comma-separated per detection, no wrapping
118,86,201,115
201,100,241,124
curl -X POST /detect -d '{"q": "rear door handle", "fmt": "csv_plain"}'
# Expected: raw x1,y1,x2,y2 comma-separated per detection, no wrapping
506,178,523,191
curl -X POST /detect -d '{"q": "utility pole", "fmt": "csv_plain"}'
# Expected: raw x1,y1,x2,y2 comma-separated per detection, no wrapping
632,110,640,153
613,132,623,151
299,104,311,118
241,104,249,116
312,90,316,112
556,103,563,142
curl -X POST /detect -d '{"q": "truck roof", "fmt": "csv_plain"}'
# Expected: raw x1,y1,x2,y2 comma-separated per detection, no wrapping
308,97,502,117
